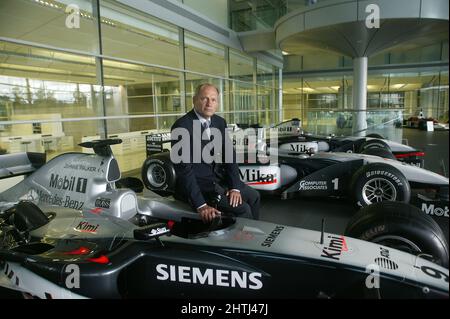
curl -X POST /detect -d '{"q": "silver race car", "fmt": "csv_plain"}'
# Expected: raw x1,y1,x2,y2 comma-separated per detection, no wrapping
234,119,426,166
0,140,448,298
143,133,449,235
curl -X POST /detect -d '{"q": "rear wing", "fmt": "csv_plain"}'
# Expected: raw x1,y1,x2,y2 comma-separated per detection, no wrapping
146,132,171,156
144,128,269,156
0,152,46,179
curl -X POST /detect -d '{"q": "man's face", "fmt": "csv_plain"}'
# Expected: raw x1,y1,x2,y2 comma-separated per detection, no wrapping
193,86,218,119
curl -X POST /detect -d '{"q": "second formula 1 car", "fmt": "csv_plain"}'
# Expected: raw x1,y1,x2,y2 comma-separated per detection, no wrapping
233,119,426,167
143,134,449,260
143,136,448,211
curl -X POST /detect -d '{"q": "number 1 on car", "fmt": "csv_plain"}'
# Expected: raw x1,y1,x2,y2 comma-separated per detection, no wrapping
332,178,339,190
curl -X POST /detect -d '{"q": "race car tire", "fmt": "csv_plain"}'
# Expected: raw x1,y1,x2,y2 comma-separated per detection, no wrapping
366,133,384,139
360,147,397,160
358,139,391,153
351,163,411,207
345,202,449,268
141,155,176,196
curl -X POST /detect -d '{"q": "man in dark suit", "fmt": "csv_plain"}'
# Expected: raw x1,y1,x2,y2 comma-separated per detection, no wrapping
170,83,260,223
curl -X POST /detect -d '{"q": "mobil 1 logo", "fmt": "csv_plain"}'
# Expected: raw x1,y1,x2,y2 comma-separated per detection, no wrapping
49,174,88,194
422,203,449,218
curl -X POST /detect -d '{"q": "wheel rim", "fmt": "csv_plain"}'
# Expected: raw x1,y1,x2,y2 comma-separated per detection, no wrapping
372,235,422,256
147,163,166,188
362,178,397,204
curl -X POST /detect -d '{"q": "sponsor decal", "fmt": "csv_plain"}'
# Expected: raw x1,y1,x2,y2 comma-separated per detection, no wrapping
321,235,348,261
147,132,171,142
422,203,449,218
289,143,316,153
147,135,162,142
37,189,63,206
365,171,403,186
240,169,277,185
49,174,88,194
37,189,83,210
63,163,97,172
155,264,263,290
95,198,111,209
277,126,294,132
380,247,390,259
261,226,285,247
63,196,84,210
150,226,170,236
298,180,327,191
75,221,99,233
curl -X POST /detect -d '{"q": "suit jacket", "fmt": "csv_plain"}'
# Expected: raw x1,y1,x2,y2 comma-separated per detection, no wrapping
170,109,243,208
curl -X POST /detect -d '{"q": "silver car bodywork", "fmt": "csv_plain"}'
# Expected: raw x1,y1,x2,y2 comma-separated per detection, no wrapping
0,150,448,298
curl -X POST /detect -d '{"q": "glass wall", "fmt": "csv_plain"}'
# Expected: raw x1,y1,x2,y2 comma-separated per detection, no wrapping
100,1,180,69
283,69,448,141
229,0,335,32
0,0,281,172
185,31,226,77
229,0,287,32
283,36,449,141
0,41,103,157
0,0,99,53
102,58,182,133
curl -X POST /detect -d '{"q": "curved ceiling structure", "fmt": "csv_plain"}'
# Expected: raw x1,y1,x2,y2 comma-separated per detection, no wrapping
275,0,449,57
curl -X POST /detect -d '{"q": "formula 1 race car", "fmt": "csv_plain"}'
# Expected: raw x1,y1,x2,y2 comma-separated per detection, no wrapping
404,117,449,131
144,137,448,217
0,141,448,298
235,119,426,167
143,132,449,260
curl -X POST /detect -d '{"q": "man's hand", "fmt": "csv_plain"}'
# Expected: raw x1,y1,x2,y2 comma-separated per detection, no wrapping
226,190,242,207
197,205,221,223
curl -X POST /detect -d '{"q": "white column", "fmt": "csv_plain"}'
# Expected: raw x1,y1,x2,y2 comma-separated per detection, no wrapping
279,68,283,123
352,57,368,137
